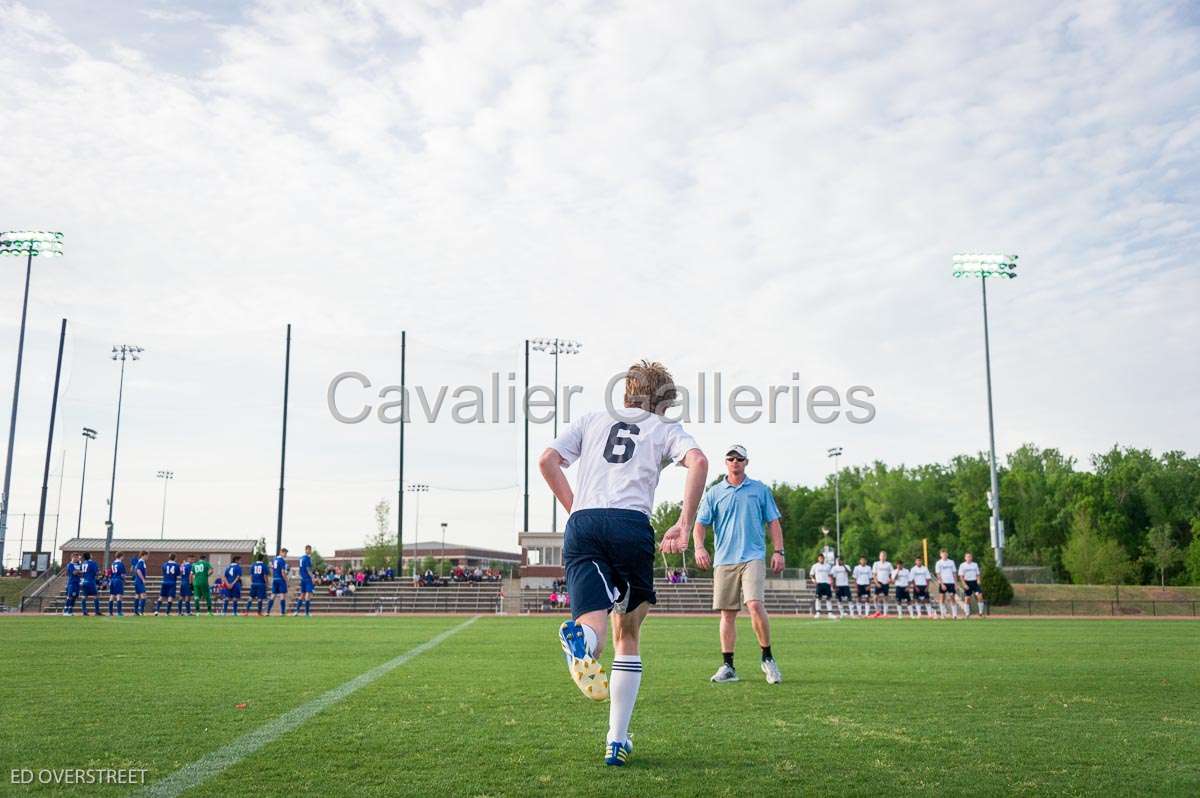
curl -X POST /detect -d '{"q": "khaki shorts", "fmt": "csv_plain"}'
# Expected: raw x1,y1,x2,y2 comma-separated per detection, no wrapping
713,558,766,610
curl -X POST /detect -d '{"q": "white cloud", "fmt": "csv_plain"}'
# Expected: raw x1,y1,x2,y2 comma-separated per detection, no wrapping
0,0,1196,564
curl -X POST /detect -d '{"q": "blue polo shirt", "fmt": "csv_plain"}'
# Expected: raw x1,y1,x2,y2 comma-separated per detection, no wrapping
697,476,781,566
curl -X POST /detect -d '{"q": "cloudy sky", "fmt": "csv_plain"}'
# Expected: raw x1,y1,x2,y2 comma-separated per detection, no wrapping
0,0,1197,566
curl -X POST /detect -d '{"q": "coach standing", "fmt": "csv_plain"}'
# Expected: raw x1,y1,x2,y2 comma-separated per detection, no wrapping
693,444,785,685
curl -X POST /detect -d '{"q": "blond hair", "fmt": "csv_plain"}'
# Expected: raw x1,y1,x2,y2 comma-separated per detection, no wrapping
624,360,678,414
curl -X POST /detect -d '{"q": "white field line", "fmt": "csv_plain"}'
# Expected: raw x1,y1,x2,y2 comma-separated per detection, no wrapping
137,615,479,798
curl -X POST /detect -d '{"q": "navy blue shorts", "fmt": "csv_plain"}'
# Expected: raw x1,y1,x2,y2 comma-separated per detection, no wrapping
67,584,80,598
82,583,98,597
299,580,314,594
109,579,125,595
272,579,288,595
134,579,146,595
159,583,177,598
250,583,267,599
224,584,242,599
180,582,193,597
563,508,656,619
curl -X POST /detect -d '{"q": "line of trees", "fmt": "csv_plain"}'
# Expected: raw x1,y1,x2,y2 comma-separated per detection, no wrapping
651,444,1200,587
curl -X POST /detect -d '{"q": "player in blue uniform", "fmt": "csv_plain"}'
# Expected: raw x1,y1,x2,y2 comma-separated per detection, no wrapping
179,555,194,616
267,548,289,616
222,556,243,616
63,553,82,616
247,555,268,615
293,545,314,616
156,553,180,616
133,550,149,615
108,552,127,616
80,552,100,616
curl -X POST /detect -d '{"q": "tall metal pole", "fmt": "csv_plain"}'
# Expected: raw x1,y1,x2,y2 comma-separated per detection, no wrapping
980,276,1004,566
834,454,841,557
551,347,559,533
51,448,65,567
104,357,129,570
440,521,447,576
523,339,529,533
275,324,291,554
33,319,67,574
0,251,34,570
397,330,406,575
158,475,170,539
76,430,94,537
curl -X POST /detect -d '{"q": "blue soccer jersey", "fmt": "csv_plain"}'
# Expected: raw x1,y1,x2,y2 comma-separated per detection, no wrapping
250,561,267,584
134,558,148,590
180,562,193,596
272,556,288,581
66,562,81,595
110,560,126,587
299,554,313,583
161,561,179,585
224,563,243,596
81,560,99,585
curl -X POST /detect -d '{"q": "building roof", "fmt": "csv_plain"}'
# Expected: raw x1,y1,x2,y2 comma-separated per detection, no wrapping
333,540,520,560
60,538,257,553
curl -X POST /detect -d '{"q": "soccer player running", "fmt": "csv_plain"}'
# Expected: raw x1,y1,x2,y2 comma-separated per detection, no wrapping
808,553,834,619
541,360,708,768
247,554,268,615
222,556,243,616
293,545,314,616
958,551,985,617
871,550,893,618
910,557,933,618
192,554,214,615
179,555,194,616
268,548,289,616
155,553,180,616
893,559,913,618
935,549,959,619
80,552,100,616
852,556,872,617
133,551,148,616
63,553,81,616
694,444,786,684
830,556,853,617
108,552,127,617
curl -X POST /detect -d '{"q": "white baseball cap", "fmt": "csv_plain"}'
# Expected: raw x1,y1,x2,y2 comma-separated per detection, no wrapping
725,444,748,459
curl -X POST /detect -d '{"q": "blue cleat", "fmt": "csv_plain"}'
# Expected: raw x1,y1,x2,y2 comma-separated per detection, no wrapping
604,739,633,767
558,620,607,702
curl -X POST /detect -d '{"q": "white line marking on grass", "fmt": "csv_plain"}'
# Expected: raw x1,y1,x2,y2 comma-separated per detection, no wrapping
137,616,479,798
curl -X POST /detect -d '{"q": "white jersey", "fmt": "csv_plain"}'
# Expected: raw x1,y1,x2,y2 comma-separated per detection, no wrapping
893,567,911,587
830,563,850,587
852,564,872,585
551,409,698,517
959,561,981,582
935,558,958,584
910,565,931,586
809,561,832,584
872,560,893,585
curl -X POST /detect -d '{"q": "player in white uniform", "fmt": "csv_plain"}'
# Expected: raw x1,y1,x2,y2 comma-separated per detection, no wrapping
892,560,914,618
808,554,834,618
542,360,708,767
829,557,853,617
958,552,985,617
909,557,934,617
934,549,960,619
852,557,872,617
871,551,893,618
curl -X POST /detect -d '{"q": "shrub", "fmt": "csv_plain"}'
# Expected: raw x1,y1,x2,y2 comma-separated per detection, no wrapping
981,561,1013,605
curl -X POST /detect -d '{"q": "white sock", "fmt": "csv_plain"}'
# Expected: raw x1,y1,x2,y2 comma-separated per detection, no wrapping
965,603,972,616
608,655,642,745
951,603,958,618
980,601,987,615
581,623,599,657
909,605,916,618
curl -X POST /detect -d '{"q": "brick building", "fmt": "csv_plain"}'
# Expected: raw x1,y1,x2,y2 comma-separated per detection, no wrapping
59,538,258,573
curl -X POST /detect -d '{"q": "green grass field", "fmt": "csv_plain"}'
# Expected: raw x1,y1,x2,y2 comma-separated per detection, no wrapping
2,614,1198,797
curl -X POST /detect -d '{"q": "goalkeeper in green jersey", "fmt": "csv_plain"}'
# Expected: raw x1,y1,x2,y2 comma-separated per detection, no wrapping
192,556,214,615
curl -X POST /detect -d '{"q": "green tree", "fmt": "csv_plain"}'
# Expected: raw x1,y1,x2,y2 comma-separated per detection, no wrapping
308,548,327,573
1141,524,1183,587
363,498,394,572
650,501,686,571
980,560,1013,606
1185,525,1200,586
1061,504,1135,585
252,536,267,559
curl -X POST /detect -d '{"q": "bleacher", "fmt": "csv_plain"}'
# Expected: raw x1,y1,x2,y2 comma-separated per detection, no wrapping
521,578,814,614
40,576,502,615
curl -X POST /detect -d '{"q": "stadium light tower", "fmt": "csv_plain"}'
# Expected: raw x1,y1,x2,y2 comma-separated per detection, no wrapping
407,483,429,574
156,470,174,539
104,345,143,569
529,337,582,533
0,230,63,569
76,428,97,536
952,252,1018,567
826,446,843,556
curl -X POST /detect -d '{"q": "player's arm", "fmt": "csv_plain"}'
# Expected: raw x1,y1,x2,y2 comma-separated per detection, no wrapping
767,519,784,573
662,449,708,554
692,522,713,570
538,448,574,514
